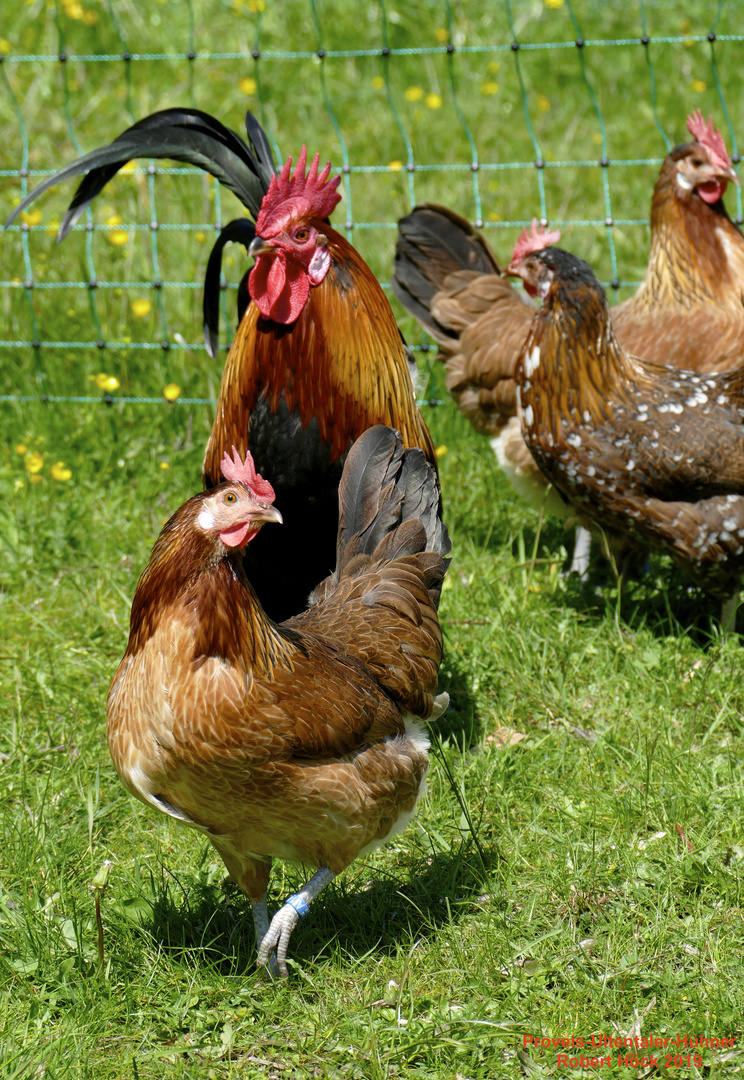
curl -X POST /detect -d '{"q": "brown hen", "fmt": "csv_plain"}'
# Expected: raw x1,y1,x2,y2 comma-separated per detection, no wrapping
107,426,450,977
509,242,744,626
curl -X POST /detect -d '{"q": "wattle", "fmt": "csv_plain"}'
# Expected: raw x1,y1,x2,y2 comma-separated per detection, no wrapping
219,521,259,548
698,179,726,205
248,252,311,324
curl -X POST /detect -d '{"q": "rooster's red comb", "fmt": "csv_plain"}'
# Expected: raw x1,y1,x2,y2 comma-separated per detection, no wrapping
255,147,342,236
510,219,562,267
686,110,731,171
220,446,276,503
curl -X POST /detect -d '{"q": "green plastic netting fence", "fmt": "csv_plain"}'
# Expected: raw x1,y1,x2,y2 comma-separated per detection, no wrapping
2,0,743,408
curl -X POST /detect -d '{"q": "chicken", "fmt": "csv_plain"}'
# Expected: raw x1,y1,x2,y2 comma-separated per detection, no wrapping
106,425,451,977
612,110,743,369
392,113,742,575
507,232,744,627
6,108,436,621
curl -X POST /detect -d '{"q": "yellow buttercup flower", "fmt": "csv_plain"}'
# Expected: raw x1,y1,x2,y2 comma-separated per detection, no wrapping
131,299,152,317
108,230,129,246
26,451,44,474
371,76,384,90
388,160,403,172
163,383,181,402
481,82,499,96
426,93,442,110
435,445,448,458
691,79,706,93
50,462,72,481
239,76,257,95
94,373,120,391
15,443,27,455
405,86,424,102
20,209,42,226
434,28,448,43
160,461,170,470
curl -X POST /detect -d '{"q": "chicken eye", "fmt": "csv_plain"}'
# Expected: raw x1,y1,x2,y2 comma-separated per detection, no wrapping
224,492,237,504
294,227,310,242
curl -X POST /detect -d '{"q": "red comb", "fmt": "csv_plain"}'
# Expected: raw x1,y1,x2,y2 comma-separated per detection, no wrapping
686,110,731,171
255,146,342,236
220,446,276,503
510,219,562,267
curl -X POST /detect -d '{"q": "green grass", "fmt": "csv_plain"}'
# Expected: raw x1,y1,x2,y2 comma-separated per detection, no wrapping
2,1,744,1077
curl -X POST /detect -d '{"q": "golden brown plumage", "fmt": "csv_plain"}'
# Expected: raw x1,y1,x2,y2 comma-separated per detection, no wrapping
204,222,434,475
511,245,744,617
611,138,744,370
107,426,450,977
207,206,438,624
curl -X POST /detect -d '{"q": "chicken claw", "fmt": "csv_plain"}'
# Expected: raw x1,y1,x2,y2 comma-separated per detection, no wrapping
256,867,336,978
257,903,301,977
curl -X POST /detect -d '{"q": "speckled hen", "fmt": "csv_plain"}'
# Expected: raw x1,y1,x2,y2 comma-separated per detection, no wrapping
509,242,744,626
106,426,450,977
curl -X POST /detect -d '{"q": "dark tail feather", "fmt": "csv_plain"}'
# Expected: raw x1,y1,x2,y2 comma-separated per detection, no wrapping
203,217,256,357
5,108,276,235
334,425,450,603
392,203,502,339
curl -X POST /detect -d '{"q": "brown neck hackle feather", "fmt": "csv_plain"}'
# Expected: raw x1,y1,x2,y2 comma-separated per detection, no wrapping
126,493,299,676
202,222,435,486
517,268,640,441
627,145,744,314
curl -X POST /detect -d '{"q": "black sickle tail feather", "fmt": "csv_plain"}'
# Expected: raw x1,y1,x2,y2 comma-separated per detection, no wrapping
334,425,450,604
203,218,256,358
5,107,278,354
5,108,276,235
392,203,502,339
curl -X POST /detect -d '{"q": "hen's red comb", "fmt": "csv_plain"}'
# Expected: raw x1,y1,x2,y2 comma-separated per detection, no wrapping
686,110,731,171
510,219,562,267
255,146,342,236
220,446,276,503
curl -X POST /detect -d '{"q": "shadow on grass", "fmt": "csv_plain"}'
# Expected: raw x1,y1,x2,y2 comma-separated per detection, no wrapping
122,840,500,978
556,554,734,647
505,515,735,647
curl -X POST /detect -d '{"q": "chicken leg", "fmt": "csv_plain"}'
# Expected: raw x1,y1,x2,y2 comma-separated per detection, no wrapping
257,867,336,977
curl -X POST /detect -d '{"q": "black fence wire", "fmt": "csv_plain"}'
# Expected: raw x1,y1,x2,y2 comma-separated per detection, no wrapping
1,0,743,407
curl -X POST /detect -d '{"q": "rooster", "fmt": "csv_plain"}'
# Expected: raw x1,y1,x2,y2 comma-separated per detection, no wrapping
508,232,744,628
7,109,436,621
106,426,450,977
392,112,742,575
